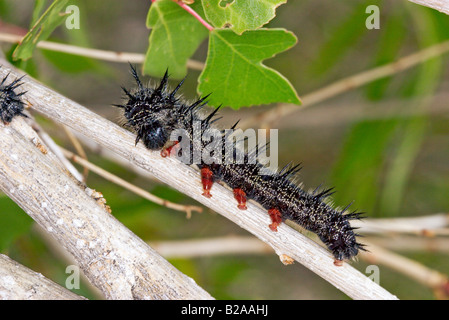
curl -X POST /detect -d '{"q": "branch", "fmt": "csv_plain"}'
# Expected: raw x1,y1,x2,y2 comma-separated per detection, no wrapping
150,236,273,258
0,99,212,299
60,146,203,218
0,32,205,71
365,235,449,253
361,241,449,298
150,235,449,297
0,254,86,300
240,39,449,129
408,0,449,15
353,213,449,235
0,60,397,300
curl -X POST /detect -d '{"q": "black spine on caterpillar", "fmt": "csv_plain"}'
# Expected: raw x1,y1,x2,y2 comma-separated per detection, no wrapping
0,67,27,124
115,65,366,263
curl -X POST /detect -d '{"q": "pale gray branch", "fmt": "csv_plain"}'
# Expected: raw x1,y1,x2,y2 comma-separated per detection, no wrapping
353,213,449,235
408,0,449,15
0,61,397,300
0,254,86,300
150,236,273,258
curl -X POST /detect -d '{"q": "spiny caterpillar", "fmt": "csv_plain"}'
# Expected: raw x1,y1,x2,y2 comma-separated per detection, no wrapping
0,67,27,124
115,65,366,264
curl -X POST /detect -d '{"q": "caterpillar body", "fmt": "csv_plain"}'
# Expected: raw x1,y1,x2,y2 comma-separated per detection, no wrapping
0,69,27,124
115,66,366,264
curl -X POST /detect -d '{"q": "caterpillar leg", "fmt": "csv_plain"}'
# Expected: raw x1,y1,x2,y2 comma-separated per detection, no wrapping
333,260,344,267
200,167,214,198
233,188,247,210
161,141,179,158
268,208,282,232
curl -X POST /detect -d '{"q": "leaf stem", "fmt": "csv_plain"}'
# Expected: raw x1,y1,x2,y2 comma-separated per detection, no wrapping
173,0,214,31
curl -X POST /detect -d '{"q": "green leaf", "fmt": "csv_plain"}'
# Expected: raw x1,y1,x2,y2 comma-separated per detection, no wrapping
31,0,50,26
12,0,70,61
201,0,287,35
143,0,209,79
198,28,300,109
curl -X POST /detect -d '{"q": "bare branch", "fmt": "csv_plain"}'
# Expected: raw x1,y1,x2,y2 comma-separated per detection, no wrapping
0,253,87,300
408,0,449,15
62,125,89,182
240,39,449,129
151,234,449,297
150,236,273,258
0,32,205,71
60,146,203,217
353,213,449,235
0,60,397,300
365,236,449,253
361,241,449,298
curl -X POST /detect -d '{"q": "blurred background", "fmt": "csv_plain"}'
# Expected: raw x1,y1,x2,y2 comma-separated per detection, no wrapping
0,0,448,299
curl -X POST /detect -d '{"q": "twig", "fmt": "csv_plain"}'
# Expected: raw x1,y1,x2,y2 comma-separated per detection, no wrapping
31,121,85,182
0,254,87,300
408,0,449,15
353,213,449,236
365,235,449,253
67,127,160,182
62,125,89,182
150,236,273,258
240,39,449,129
60,146,203,218
149,234,449,296
151,234,449,297
361,241,449,298
0,60,397,300
0,32,205,71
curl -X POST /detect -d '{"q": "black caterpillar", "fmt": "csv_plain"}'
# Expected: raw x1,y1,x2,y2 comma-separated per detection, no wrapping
0,68,27,124
115,65,366,264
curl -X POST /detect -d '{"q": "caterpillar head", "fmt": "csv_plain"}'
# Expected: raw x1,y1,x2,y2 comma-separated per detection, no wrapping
320,214,366,262
116,65,178,150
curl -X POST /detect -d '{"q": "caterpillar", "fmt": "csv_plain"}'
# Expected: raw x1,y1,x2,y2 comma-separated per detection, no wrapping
115,65,366,265
0,68,27,124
